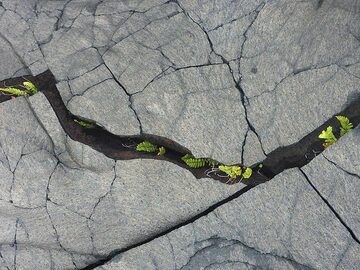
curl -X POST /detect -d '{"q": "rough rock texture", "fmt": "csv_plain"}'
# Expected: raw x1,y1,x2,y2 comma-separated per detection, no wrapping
95,168,360,270
0,0,359,269
0,97,240,269
302,126,360,239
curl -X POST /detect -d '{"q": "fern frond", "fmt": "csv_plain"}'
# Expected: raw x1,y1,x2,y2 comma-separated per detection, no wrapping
206,158,219,166
23,81,38,94
181,154,206,168
74,119,95,129
218,165,242,179
0,87,29,97
157,146,166,155
319,126,337,148
336,115,353,137
136,141,158,152
242,167,252,179
181,154,219,168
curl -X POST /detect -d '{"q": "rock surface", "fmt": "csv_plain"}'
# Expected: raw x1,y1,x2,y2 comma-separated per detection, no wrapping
0,97,240,269
302,126,360,240
0,0,359,269
95,168,360,270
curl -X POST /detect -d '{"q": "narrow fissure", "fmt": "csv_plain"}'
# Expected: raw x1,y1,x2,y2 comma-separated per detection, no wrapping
299,168,360,244
1,70,360,269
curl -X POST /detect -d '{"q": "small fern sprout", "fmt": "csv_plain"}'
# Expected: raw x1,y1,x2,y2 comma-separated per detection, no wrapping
23,81,39,94
242,167,252,179
318,116,353,149
218,165,242,180
136,141,158,153
157,146,166,155
319,126,337,149
74,119,96,129
181,154,219,168
336,115,353,137
0,87,29,97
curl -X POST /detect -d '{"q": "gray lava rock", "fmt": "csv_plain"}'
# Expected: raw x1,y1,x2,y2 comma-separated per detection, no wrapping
0,0,359,269
96,168,360,270
302,126,360,239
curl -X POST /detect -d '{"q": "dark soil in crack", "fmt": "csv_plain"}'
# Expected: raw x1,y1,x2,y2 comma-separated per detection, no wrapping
1,70,359,269
1,70,360,186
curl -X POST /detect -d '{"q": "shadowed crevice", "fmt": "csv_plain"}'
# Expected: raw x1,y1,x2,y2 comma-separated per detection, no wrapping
2,70,359,186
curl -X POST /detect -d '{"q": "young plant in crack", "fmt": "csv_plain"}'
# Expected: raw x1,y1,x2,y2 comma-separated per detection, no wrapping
181,154,253,183
319,115,353,149
135,141,166,156
74,118,96,129
0,81,38,97
181,154,219,168
136,140,158,152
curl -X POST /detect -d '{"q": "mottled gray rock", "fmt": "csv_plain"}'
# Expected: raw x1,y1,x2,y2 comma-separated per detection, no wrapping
102,5,211,94
0,0,359,269
68,79,140,136
247,65,360,153
133,64,248,164
0,97,99,269
0,96,241,269
240,0,360,153
97,168,360,270
302,126,360,239
0,7,47,75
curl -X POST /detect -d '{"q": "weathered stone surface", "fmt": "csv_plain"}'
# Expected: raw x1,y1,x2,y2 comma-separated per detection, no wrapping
0,96,241,269
68,79,140,136
132,64,248,164
303,126,360,239
0,0,359,269
97,168,360,270
247,65,360,153
240,0,360,153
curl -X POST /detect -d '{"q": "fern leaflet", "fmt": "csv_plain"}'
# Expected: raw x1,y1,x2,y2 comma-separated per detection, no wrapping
218,165,242,179
319,126,337,149
181,154,219,168
0,87,29,97
157,146,166,155
74,119,95,129
336,115,353,137
136,141,158,152
23,81,38,94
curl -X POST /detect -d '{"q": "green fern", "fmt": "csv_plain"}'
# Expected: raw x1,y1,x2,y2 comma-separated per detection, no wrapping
74,119,95,129
336,115,353,137
157,146,166,155
23,81,38,94
319,126,337,149
181,154,219,168
136,141,158,152
218,165,242,179
0,87,29,97
242,167,252,179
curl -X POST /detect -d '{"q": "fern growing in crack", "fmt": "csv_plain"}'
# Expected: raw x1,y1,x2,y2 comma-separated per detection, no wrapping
218,165,242,179
74,119,96,129
23,81,38,95
319,116,353,149
136,141,158,153
181,154,219,168
336,115,353,137
319,126,337,149
157,146,166,155
0,87,29,97
242,167,253,179
0,81,39,97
